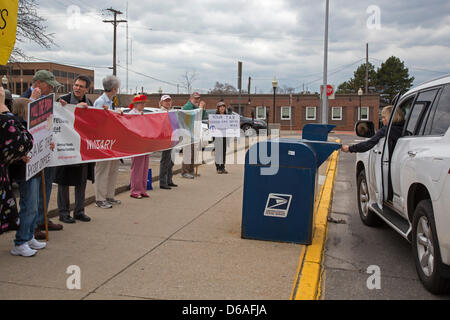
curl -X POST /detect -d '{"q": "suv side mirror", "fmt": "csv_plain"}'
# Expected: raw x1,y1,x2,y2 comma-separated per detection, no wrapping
355,121,375,138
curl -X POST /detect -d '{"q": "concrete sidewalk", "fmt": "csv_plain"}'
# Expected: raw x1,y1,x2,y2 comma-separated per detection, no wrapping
1,134,334,300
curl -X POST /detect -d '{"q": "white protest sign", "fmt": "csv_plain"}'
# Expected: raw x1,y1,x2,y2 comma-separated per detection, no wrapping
26,94,54,180
208,114,240,138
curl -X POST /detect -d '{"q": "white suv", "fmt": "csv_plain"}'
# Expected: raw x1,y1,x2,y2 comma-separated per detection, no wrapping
355,75,450,294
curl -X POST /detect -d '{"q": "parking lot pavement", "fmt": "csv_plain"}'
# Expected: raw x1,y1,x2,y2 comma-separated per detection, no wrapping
322,133,450,300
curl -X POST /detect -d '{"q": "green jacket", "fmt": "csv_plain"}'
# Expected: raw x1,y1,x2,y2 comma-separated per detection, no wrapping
183,100,207,118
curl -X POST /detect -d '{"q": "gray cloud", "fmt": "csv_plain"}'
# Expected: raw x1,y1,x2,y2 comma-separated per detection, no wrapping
19,0,450,94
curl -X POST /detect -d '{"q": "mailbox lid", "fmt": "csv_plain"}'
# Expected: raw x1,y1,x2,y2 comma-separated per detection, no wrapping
246,139,316,169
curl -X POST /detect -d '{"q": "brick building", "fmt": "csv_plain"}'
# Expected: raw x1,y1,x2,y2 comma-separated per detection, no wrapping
0,62,94,96
107,92,380,132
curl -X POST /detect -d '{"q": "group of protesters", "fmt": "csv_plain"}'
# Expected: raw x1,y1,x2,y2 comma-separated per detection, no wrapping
0,69,229,257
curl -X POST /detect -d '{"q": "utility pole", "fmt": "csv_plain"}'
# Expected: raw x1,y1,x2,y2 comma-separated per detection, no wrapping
365,43,369,94
321,0,329,124
103,8,127,76
126,2,129,93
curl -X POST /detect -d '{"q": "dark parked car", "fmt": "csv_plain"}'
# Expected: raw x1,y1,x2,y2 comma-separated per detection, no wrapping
203,109,267,136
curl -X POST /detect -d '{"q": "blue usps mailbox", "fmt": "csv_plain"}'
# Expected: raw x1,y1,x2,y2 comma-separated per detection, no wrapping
241,124,340,244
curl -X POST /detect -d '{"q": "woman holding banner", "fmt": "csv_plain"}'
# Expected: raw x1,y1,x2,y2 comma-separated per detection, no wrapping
128,95,151,199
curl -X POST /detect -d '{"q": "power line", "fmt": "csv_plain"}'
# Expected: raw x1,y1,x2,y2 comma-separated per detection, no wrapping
116,64,184,88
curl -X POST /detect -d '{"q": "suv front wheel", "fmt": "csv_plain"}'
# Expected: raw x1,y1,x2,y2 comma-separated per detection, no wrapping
412,199,450,294
357,170,383,227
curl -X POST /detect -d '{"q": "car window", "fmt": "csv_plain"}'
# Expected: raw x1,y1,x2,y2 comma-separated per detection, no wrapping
426,84,450,136
393,96,414,135
404,89,438,136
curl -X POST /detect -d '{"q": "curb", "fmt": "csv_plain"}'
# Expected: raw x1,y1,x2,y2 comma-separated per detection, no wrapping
291,141,340,300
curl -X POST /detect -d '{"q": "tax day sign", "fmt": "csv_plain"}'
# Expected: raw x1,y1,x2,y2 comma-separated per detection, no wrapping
208,114,240,138
26,94,54,180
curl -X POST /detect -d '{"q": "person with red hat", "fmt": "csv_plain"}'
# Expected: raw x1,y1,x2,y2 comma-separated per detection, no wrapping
128,94,151,199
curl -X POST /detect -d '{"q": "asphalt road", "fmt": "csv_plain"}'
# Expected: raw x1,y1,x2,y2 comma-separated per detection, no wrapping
322,133,450,300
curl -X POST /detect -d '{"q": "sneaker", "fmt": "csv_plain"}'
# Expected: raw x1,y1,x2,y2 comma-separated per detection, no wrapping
11,243,37,257
28,237,47,250
95,201,112,209
182,173,194,179
222,169,228,174
106,198,121,205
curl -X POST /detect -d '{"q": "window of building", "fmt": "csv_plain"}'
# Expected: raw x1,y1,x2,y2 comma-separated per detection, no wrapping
68,72,74,79
61,71,67,77
15,82,21,95
280,106,291,120
0,69,7,75
256,106,266,119
332,107,342,120
22,83,28,92
359,106,369,120
23,69,34,76
306,107,316,120
53,70,60,77
12,69,20,76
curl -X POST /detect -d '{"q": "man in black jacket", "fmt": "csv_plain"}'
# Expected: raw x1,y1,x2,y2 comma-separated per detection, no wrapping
55,75,94,223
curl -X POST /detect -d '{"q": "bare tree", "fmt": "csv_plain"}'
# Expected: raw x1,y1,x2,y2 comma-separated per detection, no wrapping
10,0,55,61
180,70,198,94
208,81,238,94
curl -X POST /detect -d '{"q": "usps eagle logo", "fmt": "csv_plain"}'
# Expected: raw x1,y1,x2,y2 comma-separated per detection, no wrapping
264,193,292,218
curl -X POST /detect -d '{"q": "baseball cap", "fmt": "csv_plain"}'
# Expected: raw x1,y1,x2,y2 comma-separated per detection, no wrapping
216,101,226,108
160,94,172,102
191,92,201,98
33,70,62,88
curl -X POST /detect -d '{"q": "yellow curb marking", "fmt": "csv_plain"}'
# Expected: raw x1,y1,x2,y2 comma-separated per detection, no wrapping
292,139,341,300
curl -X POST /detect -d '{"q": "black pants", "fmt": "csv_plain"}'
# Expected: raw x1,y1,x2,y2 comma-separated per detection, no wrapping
160,149,174,186
215,138,227,171
58,182,87,218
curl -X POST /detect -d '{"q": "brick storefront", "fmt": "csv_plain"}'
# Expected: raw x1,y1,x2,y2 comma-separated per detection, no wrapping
100,92,380,132
0,62,94,96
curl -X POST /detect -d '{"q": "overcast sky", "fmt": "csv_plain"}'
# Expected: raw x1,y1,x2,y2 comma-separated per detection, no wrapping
18,0,450,94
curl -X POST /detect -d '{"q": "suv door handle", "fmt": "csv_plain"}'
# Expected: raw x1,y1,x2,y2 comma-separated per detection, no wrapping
408,151,417,157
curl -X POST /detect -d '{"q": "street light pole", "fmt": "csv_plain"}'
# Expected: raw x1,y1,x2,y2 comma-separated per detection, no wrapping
272,76,278,124
321,0,329,124
358,88,363,121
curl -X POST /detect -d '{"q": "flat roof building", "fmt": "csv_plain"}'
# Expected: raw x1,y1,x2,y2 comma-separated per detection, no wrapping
0,62,94,96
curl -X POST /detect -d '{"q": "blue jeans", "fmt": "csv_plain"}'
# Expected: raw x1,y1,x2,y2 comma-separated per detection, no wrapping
37,167,55,226
15,175,40,246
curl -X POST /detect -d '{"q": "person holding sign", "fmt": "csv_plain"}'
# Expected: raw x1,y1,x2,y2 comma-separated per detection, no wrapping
128,94,151,199
214,102,229,174
20,70,63,237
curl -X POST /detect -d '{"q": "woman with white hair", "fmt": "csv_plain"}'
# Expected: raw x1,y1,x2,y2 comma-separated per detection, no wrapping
93,75,122,208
